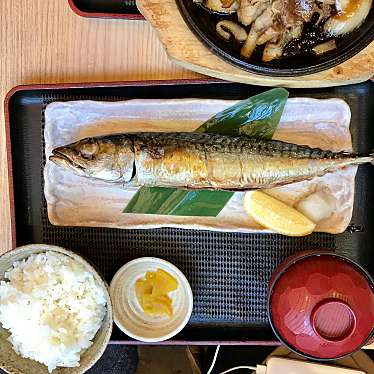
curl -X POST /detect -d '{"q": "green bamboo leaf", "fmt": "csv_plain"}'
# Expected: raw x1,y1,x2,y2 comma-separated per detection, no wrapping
123,187,181,214
123,88,289,216
197,88,288,139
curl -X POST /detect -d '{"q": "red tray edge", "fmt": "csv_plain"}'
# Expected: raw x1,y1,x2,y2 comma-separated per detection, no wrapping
4,78,279,345
4,89,17,250
109,340,281,345
67,0,145,20
6,77,225,93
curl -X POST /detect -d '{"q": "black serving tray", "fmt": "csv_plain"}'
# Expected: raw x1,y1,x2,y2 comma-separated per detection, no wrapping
68,0,143,20
4,79,374,344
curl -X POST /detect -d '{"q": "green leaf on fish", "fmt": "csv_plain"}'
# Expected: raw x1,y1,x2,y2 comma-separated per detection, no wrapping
124,188,233,216
195,88,287,140
123,88,289,216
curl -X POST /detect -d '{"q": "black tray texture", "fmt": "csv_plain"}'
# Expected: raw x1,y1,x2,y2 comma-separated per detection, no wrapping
6,80,374,343
70,0,141,17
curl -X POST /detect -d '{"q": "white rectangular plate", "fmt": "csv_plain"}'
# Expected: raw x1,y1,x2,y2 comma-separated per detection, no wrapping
44,98,354,234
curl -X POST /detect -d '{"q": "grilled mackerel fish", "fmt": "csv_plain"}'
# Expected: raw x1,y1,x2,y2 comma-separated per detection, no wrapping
50,132,373,190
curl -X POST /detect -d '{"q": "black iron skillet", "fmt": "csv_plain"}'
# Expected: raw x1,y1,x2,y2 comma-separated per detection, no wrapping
176,0,374,76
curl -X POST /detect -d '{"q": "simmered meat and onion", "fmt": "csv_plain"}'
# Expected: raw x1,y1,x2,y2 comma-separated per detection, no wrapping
194,0,372,61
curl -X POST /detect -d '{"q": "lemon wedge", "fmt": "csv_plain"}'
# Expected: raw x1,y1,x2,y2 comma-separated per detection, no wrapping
243,191,316,236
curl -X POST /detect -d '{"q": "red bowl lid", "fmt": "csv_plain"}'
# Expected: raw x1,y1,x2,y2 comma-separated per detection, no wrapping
269,253,374,359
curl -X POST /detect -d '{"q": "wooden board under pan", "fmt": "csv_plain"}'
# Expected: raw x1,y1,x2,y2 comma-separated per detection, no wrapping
136,0,374,87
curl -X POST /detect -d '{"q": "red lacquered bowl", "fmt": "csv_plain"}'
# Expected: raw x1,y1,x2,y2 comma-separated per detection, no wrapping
268,251,374,360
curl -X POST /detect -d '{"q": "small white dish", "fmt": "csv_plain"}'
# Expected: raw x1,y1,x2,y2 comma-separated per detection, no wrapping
110,257,193,342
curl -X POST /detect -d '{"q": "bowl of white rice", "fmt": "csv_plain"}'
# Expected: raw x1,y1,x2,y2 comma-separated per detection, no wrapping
0,244,113,374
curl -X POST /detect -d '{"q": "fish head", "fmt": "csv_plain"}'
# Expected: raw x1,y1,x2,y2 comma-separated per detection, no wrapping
49,136,134,183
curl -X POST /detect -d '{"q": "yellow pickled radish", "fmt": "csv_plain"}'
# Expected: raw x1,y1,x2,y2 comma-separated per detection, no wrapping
141,294,173,318
151,296,173,318
152,269,178,297
135,279,152,301
141,293,155,313
154,294,172,304
243,191,316,236
135,268,178,318
145,271,155,286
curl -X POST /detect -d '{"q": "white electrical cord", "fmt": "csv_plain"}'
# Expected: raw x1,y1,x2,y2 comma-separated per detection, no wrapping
218,365,258,374
206,345,258,374
206,345,221,374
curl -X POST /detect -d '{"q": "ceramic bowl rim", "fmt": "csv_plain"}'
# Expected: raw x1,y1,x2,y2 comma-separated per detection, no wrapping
0,244,113,374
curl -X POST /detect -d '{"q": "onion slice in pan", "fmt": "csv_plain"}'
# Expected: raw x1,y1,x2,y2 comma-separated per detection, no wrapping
324,0,372,36
199,0,239,14
216,20,248,41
